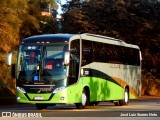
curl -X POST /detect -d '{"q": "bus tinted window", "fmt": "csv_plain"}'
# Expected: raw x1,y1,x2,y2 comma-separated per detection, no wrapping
82,40,93,66
82,40,140,66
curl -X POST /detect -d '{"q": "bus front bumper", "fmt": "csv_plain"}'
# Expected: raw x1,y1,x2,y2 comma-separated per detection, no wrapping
16,89,68,104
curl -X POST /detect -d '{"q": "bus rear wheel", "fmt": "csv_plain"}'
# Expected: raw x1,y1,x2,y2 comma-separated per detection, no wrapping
119,88,129,106
75,89,89,109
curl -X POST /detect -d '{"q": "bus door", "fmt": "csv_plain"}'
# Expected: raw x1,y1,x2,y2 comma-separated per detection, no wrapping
68,39,80,85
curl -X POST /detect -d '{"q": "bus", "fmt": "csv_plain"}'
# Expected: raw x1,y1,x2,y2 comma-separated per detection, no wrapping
7,33,142,109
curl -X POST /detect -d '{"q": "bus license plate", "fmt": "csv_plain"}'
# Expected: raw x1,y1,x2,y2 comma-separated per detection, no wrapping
34,96,43,100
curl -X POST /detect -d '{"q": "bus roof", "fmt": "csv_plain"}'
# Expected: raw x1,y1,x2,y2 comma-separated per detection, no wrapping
21,33,139,49
22,34,74,44
83,33,123,42
81,33,140,49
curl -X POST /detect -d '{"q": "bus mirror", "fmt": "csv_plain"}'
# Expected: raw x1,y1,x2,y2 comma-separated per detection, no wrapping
81,68,84,76
6,52,14,66
64,52,70,66
81,68,89,76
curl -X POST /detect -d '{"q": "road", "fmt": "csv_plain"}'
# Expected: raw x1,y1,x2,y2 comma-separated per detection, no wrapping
0,96,160,120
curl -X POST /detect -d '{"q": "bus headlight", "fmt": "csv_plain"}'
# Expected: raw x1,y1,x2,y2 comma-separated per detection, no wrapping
17,87,26,94
17,97,21,101
53,87,65,94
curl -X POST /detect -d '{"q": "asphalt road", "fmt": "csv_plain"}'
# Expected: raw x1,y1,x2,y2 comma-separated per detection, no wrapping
0,96,160,120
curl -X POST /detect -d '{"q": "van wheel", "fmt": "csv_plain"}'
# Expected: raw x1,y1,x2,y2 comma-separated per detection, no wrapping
119,88,129,106
75,89,89,109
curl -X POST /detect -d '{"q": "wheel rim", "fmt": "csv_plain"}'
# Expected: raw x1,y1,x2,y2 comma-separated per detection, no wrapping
82,92,87,106
124,91,128,103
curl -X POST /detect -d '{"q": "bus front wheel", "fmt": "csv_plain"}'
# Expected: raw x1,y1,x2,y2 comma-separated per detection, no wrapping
119,88,129,106
75,89,89,109
36,104,48,110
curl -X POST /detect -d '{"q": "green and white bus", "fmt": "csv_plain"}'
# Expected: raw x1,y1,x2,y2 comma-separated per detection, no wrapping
7,33,142,109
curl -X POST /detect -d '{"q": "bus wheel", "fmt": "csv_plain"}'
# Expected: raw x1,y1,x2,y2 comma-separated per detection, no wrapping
36,104,48,110
119,88,129,106
75,89,89,109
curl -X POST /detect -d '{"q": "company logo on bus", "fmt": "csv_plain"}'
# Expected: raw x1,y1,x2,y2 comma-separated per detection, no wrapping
30,88,52,93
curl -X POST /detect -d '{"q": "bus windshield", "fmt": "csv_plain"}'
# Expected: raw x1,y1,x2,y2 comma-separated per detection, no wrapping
17,44,68,83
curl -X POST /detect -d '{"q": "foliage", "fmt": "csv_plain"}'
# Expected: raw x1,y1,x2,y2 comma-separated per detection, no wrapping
62,0,160,95
19,0,41,39
0,0,58,53
39,0,58,10
0,53,16,97
40,16,58,34
0,0,24,53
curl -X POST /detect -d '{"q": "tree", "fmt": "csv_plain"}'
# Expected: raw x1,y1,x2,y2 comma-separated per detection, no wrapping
40,16,58,34
0,0,28,53
19,0,41,39
20,0,59,38
0,0,30,98
0,0,59,53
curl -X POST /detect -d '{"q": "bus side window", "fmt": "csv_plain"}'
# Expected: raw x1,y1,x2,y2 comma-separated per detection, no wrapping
82,40,93,65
